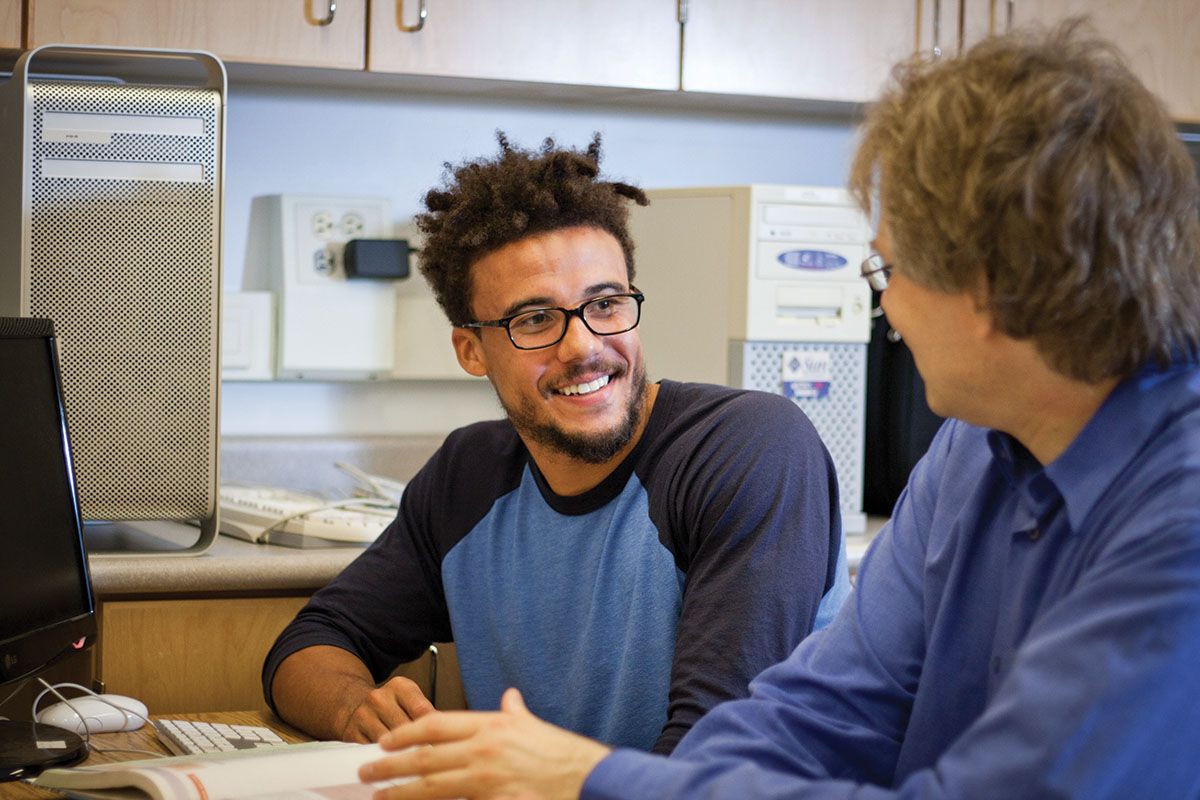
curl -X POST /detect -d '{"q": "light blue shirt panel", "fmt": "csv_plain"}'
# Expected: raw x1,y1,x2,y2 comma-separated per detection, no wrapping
814,532,851,630
441,466,685,751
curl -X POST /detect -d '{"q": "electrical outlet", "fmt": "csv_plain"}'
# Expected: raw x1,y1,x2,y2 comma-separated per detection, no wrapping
289,198,389,286
243,194,397,380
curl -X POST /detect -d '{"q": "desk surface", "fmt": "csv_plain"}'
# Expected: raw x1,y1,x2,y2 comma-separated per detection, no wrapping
0,711,308,799
86,522,361,597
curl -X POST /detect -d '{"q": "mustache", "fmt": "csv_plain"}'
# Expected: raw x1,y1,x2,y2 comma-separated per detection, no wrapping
547,359,628,393
551,359,627,388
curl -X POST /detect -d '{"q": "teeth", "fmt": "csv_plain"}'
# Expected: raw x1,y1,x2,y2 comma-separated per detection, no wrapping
559,375,610,396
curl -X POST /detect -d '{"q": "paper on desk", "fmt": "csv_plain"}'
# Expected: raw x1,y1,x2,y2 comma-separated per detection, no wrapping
33,741,415,800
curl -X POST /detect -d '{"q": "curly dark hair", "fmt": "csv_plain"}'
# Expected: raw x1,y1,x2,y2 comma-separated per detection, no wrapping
416,132,649,326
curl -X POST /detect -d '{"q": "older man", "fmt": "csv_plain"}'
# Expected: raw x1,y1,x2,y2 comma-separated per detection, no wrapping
361,21,1200,800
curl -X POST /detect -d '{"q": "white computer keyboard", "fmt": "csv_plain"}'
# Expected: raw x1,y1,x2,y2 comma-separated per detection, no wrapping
219,485,396,546
153,719,289,755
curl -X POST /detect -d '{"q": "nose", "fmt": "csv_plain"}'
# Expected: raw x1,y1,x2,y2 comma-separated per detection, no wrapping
554,314,601,362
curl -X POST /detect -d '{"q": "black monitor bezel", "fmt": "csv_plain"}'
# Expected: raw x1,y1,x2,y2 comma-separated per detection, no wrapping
0,317,96,688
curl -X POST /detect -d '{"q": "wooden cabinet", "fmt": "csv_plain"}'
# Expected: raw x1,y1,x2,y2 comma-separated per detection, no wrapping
913,1,1200,122
0,0,21,49
95,596,311,714
93,595,465,715
26,0,366,70
1011,0,1200,123
681,0,918,103
368,0,679,90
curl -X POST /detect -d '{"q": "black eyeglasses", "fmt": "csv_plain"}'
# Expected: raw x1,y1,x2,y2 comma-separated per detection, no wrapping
461,289,645,350
861,253,892,291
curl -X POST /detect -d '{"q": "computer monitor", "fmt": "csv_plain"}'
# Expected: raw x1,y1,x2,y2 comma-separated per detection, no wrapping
0,317,94,779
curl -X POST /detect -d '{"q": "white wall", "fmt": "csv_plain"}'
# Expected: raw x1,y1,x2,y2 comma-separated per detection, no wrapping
219,83,860,437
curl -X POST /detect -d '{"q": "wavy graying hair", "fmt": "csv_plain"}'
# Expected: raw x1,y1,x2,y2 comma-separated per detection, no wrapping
850,20,1200,382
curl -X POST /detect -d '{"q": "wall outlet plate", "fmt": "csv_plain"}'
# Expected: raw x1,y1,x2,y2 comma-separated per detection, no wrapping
244,195,396,380
221,291,275,381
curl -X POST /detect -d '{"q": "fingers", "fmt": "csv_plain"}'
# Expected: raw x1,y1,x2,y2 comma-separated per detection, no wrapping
360,739,472,785
388,676,437,720
344,708,393,744
380,708,508,752
499,687,528,716
344,678,434,743
369,766,475,800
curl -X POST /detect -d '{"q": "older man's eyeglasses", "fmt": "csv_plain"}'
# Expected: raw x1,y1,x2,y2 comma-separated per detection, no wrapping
861,253,892,292
461,289,645,350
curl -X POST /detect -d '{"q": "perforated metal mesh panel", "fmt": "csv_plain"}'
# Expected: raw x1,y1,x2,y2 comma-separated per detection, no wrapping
733,341,866,518
27,80,219,521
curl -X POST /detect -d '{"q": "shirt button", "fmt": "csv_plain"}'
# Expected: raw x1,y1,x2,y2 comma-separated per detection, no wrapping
992,656,1003,674
1029,527,1041,542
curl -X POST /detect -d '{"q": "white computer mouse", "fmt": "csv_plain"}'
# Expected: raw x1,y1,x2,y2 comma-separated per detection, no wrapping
36,693,148,734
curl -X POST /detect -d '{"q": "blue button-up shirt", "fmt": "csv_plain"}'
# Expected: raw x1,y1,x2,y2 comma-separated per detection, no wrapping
584,361,1200,799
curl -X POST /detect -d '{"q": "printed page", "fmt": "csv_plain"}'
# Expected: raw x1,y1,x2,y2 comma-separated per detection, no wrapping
35,742,408,799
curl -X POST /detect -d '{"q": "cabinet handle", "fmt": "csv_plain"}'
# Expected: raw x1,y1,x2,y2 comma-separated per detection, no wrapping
396,0,428,33
956,0,965,52
315,0,336,26
1006,0,1014,31
932,0,943,58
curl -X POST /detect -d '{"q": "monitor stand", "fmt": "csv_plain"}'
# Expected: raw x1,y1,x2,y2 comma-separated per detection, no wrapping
0,719,86,781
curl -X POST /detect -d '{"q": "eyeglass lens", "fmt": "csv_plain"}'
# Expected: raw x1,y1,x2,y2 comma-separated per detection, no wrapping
509,295,641,349
861,254,891,292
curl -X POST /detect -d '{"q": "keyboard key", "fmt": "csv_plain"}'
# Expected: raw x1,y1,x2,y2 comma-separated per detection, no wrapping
153,719,291,756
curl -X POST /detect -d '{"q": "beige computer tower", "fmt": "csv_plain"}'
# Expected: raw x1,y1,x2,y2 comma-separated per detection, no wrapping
629,185,871,532
0,45,225,554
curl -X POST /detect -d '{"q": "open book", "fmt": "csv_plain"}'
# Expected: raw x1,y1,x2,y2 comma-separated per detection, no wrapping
31,741,412,799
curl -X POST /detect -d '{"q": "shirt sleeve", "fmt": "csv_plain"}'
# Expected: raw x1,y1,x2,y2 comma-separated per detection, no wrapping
585,425,1200,798
651,391,848,754
261,455,454,712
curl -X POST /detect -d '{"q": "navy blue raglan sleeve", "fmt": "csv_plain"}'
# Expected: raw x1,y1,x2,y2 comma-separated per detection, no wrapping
261,444,457,712
648,386,843,753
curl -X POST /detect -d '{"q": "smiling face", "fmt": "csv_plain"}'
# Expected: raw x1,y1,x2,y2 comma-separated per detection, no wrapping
451,226,652,471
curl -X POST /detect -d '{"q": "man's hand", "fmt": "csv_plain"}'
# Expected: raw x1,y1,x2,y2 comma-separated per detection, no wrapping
339,675,438,743
272,646,438,743
359,687,612,800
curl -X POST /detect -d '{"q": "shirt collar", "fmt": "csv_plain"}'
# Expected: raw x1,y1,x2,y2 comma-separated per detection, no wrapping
1045,359,1199,533
986,430,1062,528
985,360,1199,535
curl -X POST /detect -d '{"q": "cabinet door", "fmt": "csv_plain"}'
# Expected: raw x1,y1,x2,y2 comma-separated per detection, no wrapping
0,0,20,49
1012,0,1200,122
682,0,918,103
368,0,679,90
27,0,366,70
96,596,310,713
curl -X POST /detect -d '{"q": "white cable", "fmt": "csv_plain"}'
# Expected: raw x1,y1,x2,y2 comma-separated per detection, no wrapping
88,745,166,758
32,680,150,742
333,461,406,504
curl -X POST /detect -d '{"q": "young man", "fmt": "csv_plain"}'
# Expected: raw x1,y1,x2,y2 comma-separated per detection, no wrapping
263,134,850,755
359,22,1200,799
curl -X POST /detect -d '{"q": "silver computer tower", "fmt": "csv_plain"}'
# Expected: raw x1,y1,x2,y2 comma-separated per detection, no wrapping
0,45,225,554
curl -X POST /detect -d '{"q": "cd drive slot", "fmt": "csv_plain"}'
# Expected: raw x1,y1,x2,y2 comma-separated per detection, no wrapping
775,286,843,320
42,111,204,138
40,158,204,182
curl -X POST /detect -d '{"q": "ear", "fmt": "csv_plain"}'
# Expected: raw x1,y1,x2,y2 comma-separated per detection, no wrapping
452,327,489,377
